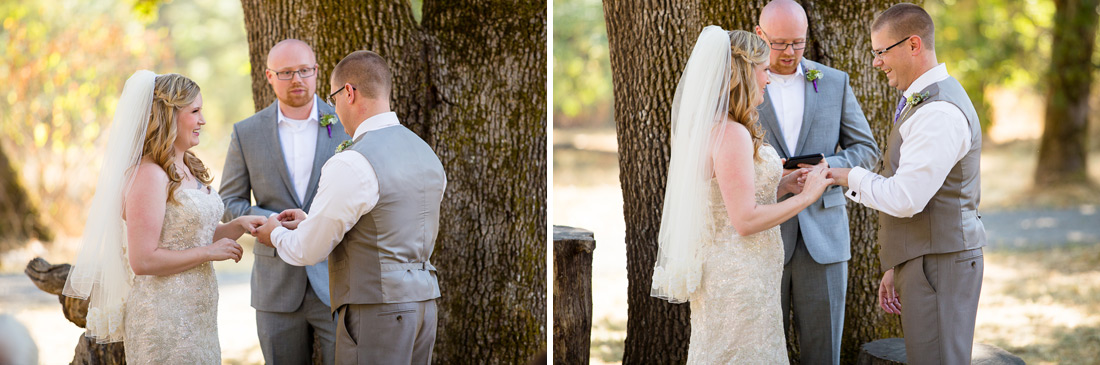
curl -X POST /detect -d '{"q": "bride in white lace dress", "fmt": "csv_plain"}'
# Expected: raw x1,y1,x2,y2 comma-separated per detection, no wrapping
64,71,265,364
650,27,833,363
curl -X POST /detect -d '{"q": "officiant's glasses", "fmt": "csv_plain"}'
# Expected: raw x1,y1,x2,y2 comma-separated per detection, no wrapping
268,66,317,80
870,36,913,59
759,30,806,51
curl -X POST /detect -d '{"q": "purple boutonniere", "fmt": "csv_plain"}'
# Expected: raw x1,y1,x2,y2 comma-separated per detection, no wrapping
319,114,337,138
806,69,823,93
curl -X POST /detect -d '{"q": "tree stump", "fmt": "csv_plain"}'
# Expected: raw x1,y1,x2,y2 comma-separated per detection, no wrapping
25,257,126,364
553,226,596,364
857,338,1025,365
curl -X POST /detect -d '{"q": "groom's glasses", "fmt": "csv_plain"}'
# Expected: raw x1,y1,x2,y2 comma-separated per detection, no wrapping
870,36,913,59
268,66,317,80
760,30,806,51
328,85,357,105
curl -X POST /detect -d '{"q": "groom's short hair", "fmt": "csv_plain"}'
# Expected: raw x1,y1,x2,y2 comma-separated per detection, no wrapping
871,3,935,49
331,50,393,100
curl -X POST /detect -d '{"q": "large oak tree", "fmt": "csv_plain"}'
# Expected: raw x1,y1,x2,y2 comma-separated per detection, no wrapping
240,1,547,363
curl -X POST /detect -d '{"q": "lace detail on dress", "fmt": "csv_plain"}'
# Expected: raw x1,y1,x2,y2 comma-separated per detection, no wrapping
687,145,789,364
124,188,224,365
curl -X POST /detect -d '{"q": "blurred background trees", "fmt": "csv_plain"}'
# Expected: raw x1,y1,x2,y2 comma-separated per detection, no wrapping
0,0,250,246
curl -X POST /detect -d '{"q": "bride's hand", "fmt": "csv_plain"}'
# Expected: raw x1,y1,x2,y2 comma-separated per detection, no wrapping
778,168,808,196
206,238,243,263
799,165,834,201
235,215,267,236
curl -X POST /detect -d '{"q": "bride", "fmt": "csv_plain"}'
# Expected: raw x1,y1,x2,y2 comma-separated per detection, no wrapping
650,27,833,363
63,71,266,364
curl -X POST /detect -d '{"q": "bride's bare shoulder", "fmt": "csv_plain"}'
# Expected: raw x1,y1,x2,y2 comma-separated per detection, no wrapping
132,158,169,185
714,121,752,148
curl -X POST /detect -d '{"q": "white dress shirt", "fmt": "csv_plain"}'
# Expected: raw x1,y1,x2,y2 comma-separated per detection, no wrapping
845,63,972,218
766,64,806,156
276,96,320,204
271,112,446,266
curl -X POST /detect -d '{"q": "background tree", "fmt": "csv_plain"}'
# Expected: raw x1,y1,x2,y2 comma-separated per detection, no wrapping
603,1,904,363
1034,0,1099,186
239,1,547,363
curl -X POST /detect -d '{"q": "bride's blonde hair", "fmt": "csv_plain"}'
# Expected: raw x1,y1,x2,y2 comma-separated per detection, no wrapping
726,30,770,160
144,74,211,204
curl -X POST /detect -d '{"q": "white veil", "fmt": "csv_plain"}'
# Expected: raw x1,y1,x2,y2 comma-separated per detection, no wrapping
63,70,155,343
650,26,732,303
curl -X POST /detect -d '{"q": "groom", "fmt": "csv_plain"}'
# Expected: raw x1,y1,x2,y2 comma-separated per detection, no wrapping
830,4,986,364
754,1,879,363
255,50,445,364
221,39,347,364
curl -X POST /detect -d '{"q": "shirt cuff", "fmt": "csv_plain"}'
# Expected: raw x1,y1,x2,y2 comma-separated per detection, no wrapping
845,167,872,203
271,226,289,249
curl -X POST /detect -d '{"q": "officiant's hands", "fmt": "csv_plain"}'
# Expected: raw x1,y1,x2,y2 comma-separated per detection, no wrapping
277,209,307,230
878,269,902,315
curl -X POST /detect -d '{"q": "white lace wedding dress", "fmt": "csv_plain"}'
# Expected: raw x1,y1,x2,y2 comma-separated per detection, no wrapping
124,187,223,364
687,144,789,364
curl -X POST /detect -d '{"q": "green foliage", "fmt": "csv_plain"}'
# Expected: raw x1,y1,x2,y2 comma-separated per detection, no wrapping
553,0,612,127
927,0,1057,131
0,0,250,234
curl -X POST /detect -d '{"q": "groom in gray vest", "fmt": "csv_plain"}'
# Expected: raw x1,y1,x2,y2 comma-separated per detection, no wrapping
221,39,345,364
754,1,880,363
830,4,986,364
255,50,445,365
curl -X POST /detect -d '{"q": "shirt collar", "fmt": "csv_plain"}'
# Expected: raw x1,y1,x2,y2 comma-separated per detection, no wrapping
276,95,319,125
353,112,400,140
904,63,949,98
767,63,804,83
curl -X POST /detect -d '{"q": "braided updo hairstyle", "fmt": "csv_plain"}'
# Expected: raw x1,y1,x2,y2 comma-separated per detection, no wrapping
144,74,211,204
726,30,770,160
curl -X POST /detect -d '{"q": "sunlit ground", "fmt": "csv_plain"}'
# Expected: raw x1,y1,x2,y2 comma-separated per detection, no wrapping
0,238,265,365
553,91,1100,363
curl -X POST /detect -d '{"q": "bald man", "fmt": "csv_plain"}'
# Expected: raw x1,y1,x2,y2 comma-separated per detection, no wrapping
221,39,349,365
753,1,880,364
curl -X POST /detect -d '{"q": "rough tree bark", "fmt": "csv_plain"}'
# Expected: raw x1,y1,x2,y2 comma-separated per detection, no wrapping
1035,0,1098,186
0,147,52,252
604,1,904,363
239,1,546,363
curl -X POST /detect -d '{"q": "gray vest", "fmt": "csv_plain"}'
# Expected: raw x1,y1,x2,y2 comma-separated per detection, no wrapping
877,77,986,270
328,125,445,310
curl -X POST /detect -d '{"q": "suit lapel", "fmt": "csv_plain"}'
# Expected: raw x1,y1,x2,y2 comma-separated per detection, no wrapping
793,60,818,156
758,89,790,158
262,102,303,208
301,102,340,210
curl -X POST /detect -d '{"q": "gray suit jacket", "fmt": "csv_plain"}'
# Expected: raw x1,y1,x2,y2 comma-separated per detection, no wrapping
221,99,351,312
758,59,880,265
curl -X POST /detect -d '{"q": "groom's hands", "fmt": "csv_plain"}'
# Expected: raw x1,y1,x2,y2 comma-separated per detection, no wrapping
878,268,902,315
277,209,307,230
254,215,281,247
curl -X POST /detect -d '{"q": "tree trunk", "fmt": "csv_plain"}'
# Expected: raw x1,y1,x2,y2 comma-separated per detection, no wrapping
1035,0,1098,186
239,1,546,363
0,146,52,252
605,1,904,363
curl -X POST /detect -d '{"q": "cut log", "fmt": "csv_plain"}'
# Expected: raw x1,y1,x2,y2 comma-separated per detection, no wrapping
553,226,596,365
